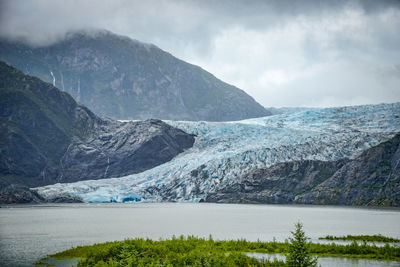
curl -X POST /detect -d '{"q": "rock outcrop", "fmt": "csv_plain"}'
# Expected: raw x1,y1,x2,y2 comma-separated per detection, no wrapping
56,118,195,184
0,184,45,204
205,160,346,204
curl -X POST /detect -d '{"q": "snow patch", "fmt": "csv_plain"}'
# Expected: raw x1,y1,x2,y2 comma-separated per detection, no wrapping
50,71,55,87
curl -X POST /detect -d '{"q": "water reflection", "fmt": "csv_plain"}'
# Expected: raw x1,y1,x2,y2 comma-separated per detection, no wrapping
247,252,400,267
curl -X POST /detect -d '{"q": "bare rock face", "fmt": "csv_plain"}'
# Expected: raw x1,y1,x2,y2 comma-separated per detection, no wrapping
0,61,195,203
0,30,270,121
204,160,346,204
294,133,400,206
205,133,400,206
58,118,195,183
0,184,44,204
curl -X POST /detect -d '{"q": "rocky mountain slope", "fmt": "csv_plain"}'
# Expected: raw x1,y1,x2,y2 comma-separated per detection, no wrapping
295,133,400,206
34,103,400,205
0,30,269,121
206,132,400,206
0,61,195,203
205,159,346,204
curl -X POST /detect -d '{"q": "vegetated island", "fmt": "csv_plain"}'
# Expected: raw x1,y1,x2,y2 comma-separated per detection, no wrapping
37,235,400,266
319,234,400,243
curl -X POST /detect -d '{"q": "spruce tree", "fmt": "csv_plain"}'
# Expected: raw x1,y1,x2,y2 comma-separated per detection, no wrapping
287,222,318,267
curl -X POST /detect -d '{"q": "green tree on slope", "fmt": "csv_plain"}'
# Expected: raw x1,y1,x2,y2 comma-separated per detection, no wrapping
287,222,318,267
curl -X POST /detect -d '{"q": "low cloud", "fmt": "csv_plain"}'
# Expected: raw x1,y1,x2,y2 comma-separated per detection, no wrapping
1,0,399,107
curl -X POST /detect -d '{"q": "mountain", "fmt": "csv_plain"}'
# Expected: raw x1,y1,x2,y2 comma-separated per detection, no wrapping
34,103,400,205
0,61,195,203
0,30,270,121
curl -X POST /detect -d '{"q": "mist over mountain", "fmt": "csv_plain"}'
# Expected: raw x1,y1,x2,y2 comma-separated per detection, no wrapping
0,30,270,121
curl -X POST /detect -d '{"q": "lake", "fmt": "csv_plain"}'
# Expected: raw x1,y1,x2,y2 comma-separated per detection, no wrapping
0,203,399,266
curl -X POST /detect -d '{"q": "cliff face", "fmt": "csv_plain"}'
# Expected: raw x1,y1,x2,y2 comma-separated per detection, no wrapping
0,30,269,121
205,133,400,206
0,61,195,203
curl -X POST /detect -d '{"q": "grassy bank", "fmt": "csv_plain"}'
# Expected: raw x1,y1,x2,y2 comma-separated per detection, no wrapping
42,235,400,266
319,234,400,243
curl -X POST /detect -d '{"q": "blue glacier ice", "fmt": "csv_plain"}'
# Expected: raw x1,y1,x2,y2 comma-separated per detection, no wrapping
34,103,400,203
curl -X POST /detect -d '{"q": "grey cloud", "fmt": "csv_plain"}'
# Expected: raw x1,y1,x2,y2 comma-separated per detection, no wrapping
1,0,398,49
0,0,399,107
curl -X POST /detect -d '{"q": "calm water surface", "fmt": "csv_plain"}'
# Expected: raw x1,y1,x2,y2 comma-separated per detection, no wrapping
0,203,399,266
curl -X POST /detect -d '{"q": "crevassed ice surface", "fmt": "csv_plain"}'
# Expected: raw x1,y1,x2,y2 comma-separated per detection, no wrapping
34,103,400,203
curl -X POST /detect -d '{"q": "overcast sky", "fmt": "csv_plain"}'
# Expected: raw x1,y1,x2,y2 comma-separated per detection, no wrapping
1,0,399,108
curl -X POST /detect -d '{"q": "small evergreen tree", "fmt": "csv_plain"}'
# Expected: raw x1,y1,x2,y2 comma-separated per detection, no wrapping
286,222,318,267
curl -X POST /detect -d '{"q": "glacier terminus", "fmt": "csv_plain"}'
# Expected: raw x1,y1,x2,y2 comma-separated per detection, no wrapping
34,102,400,203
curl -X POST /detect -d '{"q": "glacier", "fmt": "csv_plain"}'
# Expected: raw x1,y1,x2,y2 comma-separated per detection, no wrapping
34,103,400,203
